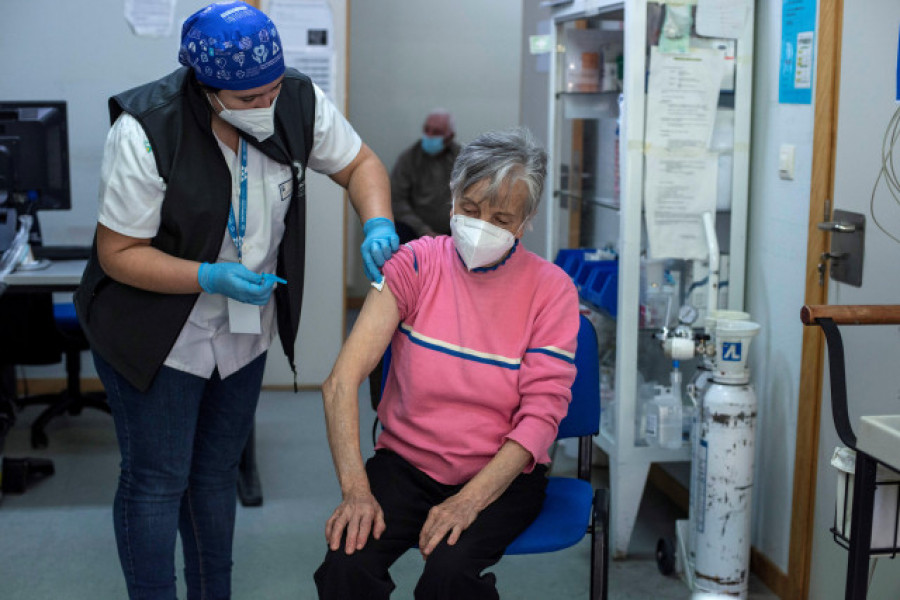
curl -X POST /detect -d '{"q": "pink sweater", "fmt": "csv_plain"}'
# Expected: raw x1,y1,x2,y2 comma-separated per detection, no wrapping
377,236,579,485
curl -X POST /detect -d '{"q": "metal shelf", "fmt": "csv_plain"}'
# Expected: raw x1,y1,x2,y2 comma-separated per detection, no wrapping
555,190,621,212
545,0,755,558
555,90,622,98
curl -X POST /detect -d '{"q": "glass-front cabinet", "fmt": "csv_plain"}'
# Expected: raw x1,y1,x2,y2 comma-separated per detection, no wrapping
543,0,754,557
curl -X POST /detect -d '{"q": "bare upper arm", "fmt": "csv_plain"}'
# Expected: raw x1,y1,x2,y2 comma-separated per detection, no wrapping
96,223,152,273
328,143,378,189
332,282,402,384
329,143,364,189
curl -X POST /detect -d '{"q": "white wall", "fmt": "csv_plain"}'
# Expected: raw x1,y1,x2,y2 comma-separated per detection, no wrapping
518,1,553,259
1,0,348,387
745,2,817,573
346,0,524,296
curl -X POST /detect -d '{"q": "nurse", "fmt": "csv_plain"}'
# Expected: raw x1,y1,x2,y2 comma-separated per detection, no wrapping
74,2,398,598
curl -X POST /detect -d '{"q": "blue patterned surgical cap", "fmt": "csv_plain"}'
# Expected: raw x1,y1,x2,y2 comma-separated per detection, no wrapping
178,1,285,91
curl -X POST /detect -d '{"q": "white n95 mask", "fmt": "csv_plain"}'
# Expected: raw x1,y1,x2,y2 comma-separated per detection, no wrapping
450,214,516,270
211,93,277,142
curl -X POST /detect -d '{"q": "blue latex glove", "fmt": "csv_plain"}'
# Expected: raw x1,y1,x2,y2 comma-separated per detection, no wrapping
262,273,288,287
197,262,282,306
360,217,400,283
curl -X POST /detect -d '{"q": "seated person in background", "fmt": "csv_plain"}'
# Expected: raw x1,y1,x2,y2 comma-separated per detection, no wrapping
315,128,580,600
391,109,460,244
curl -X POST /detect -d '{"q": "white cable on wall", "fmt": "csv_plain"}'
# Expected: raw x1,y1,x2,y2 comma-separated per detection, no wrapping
870,103,900,244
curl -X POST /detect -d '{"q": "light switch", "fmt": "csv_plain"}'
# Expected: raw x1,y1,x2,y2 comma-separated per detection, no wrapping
779,144,795,180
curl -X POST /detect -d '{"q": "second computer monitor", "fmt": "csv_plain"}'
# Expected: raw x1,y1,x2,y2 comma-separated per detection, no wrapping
0,101,70,214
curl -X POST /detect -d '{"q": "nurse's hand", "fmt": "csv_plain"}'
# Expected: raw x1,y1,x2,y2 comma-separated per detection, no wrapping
197,262,280,306
360,217,400,283
325,489,386,554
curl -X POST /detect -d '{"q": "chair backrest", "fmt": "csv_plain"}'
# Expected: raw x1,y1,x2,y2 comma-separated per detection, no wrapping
556,313,600,440
380,313,600,441
380,344,393,396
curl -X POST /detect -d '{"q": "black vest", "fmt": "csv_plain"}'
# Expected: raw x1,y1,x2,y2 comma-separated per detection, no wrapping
75,67,315,392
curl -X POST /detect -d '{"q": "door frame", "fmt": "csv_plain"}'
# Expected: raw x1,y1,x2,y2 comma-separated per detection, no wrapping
787,0,843,598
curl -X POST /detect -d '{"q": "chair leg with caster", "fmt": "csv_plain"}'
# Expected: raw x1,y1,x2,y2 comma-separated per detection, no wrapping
591,488,610,600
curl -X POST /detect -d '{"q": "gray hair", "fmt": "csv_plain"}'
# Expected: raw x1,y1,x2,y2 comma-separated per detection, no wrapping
449,127,547,221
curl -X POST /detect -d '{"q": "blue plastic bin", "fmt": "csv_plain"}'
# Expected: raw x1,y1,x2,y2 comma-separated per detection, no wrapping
554,248,596,278
582,263,618,317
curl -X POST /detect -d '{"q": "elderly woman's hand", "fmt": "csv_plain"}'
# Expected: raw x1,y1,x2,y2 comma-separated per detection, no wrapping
325,489,386,555
418,493,481,559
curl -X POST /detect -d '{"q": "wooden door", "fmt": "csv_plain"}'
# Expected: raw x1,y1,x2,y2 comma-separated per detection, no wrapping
790,1,900,598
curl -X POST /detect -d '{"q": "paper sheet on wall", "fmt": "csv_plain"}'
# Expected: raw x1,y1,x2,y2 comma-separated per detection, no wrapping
268,0,335,99
695,0,751,39
645,47,725,153
644,152,718,260
124,0,175,38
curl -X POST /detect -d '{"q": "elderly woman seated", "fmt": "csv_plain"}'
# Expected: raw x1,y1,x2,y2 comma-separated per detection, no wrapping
314,128,580,600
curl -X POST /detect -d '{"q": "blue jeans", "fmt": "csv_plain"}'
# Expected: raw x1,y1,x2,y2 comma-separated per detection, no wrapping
94,351,266,600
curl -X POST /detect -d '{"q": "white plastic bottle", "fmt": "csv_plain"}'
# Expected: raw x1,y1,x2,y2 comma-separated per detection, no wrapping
644,385,663,447
662,363,683,449
644,364,684,450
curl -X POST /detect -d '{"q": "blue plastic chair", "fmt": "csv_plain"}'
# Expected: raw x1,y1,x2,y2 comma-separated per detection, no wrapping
379,314,609,599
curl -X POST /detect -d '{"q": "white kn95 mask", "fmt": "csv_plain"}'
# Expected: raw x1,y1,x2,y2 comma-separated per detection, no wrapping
449,214,516,270
210,93,277,142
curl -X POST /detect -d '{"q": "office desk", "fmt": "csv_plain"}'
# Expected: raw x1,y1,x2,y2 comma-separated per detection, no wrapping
2,258,86,292
1,259,263,506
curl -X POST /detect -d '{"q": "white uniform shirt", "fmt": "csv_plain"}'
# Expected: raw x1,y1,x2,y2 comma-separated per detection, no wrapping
97,83,361,379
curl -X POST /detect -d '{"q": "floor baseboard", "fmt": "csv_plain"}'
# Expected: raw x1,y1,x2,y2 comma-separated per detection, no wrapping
17,377,105,395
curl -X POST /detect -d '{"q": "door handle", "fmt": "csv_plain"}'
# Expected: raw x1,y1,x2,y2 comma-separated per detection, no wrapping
817,221,857,233
819,210,866,287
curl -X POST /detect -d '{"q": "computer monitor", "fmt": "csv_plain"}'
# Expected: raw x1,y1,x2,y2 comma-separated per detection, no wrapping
0,101,70,214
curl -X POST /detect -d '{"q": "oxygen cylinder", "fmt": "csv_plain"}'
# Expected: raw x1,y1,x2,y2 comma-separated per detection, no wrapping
686,365,713,565
686,310,749,567
692,319,760,598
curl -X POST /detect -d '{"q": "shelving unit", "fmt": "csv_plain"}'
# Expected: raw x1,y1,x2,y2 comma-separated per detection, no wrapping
542,0,754,558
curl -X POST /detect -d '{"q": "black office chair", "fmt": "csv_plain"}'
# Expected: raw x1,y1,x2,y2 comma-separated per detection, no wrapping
16,301,109,448
0,269,61,490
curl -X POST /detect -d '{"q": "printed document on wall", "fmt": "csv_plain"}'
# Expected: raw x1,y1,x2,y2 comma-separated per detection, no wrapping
645,47,725,152
695,0,751,39
644,152,718,260
268,0,335,99
124,0,175,37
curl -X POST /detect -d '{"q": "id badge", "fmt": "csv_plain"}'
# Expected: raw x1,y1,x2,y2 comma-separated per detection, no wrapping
227,298,262,334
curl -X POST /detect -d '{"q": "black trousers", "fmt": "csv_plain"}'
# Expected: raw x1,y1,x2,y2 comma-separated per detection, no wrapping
315,450,547,600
